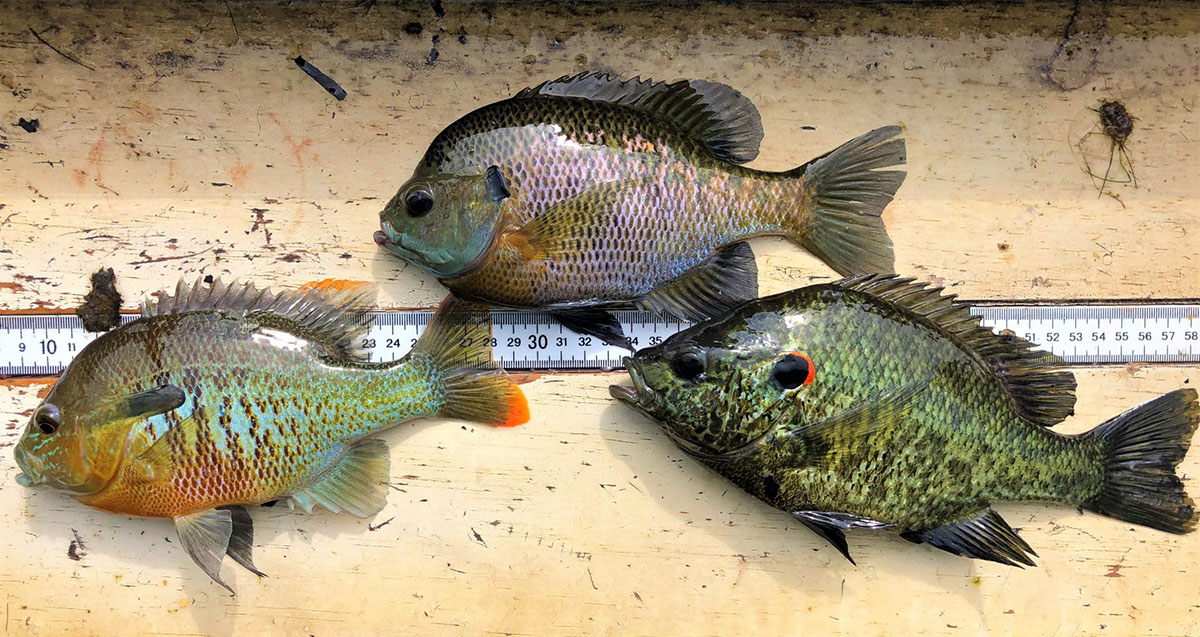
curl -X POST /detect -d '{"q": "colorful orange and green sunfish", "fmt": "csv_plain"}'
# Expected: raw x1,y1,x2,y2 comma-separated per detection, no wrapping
13,279,528,593
375,73,906,346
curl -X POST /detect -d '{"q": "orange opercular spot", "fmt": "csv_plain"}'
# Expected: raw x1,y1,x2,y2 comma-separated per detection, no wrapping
301,278,372,293
800,354,815,386
498,386,530,427
786,351,816,386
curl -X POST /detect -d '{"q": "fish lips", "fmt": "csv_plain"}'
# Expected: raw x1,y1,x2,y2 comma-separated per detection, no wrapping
374,221,468,277
13,445,39,487
609,358,665,417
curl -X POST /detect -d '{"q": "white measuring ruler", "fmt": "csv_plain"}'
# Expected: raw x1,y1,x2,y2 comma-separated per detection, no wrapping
1,304,1198,376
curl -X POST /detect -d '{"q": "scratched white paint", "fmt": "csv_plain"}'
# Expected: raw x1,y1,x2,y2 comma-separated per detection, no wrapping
1,1,1199,634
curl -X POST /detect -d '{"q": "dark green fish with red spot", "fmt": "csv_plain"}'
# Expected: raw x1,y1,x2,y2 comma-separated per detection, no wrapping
611,274,1197,565
375,72,905,346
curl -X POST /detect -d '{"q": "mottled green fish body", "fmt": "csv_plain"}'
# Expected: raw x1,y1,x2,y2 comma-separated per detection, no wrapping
613,274,1197,565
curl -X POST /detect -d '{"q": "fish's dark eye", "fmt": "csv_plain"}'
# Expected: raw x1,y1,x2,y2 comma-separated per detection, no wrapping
772,353,814,391
671,349,706,381
405,186,434,218
35,405,60,435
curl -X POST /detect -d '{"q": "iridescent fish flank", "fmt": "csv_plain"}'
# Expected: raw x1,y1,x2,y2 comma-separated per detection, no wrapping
612,275,1197,566
376,73,906,347
13,279,529,593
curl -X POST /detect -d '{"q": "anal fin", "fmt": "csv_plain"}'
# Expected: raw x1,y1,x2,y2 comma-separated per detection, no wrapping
637,241,758,322
290,438,391,518
222,505,266,578
552,307,632,350
176,509,235,595
900,508,1037,567
793,510,893,565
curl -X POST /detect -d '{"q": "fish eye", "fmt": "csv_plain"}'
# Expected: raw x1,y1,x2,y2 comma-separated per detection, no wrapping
671,349,707,381
35,404,61,435
772,353,814,391
404,185,435,218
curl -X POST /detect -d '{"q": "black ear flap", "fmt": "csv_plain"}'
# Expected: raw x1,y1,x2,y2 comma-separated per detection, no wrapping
123,384,186,418
485,165,510,201
771,353,814,391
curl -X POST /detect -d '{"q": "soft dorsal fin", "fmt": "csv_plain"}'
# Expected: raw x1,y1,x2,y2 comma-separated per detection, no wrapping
829,275,1077,427
514,72,764,164
141,278,377,358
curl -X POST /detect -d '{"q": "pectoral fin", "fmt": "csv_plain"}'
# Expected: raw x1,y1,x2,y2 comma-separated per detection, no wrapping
290,438,391,518
122,384,186,419
176,509,236,595
128,413,205,483
512,179,653,262
900,508,1037,567
793,510,893,565
785,379,925,466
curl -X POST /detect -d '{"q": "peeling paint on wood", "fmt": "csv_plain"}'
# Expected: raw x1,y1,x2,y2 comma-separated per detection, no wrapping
1,1,1199,634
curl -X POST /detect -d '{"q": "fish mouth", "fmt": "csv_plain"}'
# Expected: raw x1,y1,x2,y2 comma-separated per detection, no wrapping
13,445,38,487
374,221,459,270
609,358,664,415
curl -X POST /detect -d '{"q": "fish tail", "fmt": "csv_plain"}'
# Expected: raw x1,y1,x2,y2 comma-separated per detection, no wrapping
411,298,529,427
784,125,906,275
1081,388,1198,533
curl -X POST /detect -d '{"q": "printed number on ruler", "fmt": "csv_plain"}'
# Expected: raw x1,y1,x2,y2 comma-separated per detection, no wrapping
974,305,1200,364
1,305,1198,376
359,310,691,370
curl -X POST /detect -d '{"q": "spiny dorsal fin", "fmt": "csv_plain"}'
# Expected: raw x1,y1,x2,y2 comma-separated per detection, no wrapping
514,72,763,164
828,274,1077,427
141,278,377,359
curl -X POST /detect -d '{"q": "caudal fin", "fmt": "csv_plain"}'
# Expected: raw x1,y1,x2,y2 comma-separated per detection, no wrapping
787,126,906,276
1081,388,1198,533
410,298,529,427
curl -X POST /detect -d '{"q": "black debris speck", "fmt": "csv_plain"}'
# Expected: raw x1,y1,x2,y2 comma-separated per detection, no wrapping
75,267,122,333
16,117,39,133
426,47,439,66
368,516,395,531
430,0,445,18
403,22,423,35
67,529,88,561
293,56,347,101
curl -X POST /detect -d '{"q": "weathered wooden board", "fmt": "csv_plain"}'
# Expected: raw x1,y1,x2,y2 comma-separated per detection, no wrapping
1,1,1199,635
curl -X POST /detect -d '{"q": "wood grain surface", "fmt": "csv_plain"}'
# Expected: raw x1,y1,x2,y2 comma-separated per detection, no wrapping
1,2,1198,634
